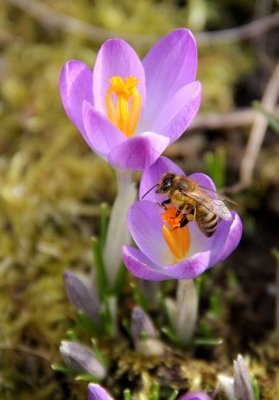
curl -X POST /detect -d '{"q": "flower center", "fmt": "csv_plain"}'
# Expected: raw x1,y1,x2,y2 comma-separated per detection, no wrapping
105,76,141,138
161,207,190,263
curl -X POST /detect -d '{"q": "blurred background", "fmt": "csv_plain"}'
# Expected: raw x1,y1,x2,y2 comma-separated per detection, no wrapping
1,0,279,399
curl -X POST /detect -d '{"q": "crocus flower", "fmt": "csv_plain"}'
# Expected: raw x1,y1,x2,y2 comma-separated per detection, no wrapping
88,384,113,400
131,306,164,356
60,341,106,379
63,270,101,327
122,157,242,280
178,391,212,400
59,29,202,171
218,355,256,400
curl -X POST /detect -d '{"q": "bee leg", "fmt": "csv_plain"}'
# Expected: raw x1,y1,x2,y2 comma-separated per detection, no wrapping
156,199,171,209
175,202,187,217
179,215,189,228
185,208,196,222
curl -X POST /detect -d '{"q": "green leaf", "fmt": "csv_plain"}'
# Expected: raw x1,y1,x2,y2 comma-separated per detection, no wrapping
161,327,181,347
51,363,76,376
75,374,102,382
150,382,160,400
124,389,132,400
99,202,110,253
130,281,149,310
251,373,260,400
112,260,128,297
75,310,103,336
204,146,226,190
91,338,108,368
167,390,178,400
91,236,108,301
194,337,223,346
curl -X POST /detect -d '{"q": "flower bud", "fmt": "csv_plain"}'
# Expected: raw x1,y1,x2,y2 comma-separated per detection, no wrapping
234,355,255,400
131,306,156,343
217,375,234,400
60,341,106,379
218,354,256,400
63,271,100,326
87,384,114,400
131,306,164,356
178,391,212,400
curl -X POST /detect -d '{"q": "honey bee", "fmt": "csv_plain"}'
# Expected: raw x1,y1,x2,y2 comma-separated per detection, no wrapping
142,172,236,237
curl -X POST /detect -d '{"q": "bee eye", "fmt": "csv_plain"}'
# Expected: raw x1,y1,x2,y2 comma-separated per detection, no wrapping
161,179,171,192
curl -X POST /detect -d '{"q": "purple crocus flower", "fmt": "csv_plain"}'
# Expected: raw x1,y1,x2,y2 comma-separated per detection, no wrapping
59,29,202,171
122,157,242,280
87,384,113,400
178,391,212,400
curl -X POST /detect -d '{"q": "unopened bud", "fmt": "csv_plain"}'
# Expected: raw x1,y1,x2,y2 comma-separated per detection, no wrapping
131,307,164,356
131,306,156,343
218,375,234,400
63,271,100,326
87,383,114,400
234,355,255,400
60,341,106,379
178,391,212,400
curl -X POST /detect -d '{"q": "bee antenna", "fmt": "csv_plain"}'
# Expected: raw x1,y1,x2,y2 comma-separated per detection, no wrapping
141,183,159,199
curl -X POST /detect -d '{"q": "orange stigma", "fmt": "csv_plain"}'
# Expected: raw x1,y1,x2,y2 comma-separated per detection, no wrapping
105,76,141,138
161,207,190,263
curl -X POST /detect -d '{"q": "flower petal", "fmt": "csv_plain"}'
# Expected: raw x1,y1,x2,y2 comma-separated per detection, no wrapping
189,172,216,190
87,384,113,400
107,132,170,171
93,39,146,115
59,61,93,145
209,211,242,267
178,391,212,400
152,81,202,143
164,251,211,279
126,201,172,265
82,101,125,157
140,156,184,202
122,246,171,281
140,29,197,129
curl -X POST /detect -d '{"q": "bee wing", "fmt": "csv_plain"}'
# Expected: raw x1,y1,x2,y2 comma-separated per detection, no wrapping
182,188,233,221
197,185,237,204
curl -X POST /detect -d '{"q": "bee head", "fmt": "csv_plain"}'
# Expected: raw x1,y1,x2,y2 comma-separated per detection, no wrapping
156,172,175,194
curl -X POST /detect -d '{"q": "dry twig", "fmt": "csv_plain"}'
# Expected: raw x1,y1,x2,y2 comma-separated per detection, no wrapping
188,106,279,132
6,0,279,48
240,62,279,186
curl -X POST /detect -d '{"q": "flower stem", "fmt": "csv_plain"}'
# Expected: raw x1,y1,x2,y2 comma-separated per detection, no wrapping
103,169,137,288
175,279,198,345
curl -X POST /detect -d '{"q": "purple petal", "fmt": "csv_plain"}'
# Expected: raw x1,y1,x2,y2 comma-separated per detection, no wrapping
59,61,93,146
150,81,202,143
141,29,197,129
187,219,214,257
63,271,100,326
126,201,172,265
82,101,125,157
178,391,212,400
87,384,113,400
164,251,211,279
209,211,242,266
93,39,146,115
189,172,216,190
122,246,170,281
107,132,170,171
140,156,185,202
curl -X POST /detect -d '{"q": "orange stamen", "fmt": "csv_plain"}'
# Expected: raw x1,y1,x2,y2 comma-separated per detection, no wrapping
105,76,141,138
161,207,190,264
